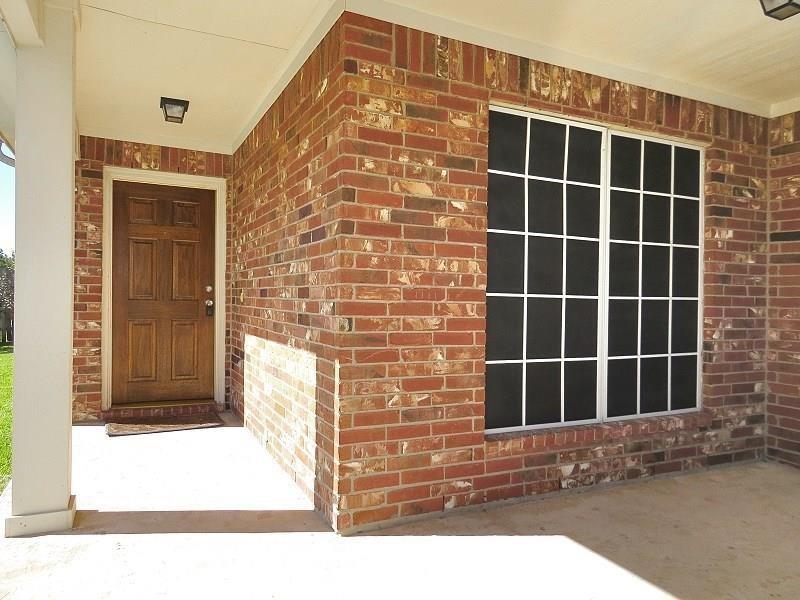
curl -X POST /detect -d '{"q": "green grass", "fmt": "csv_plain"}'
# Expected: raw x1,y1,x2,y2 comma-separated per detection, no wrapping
0,344,11,491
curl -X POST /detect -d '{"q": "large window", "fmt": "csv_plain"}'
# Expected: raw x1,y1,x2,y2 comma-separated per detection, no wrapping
486,107,702,432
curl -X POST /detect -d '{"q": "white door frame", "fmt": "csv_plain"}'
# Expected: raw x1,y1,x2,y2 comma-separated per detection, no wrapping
100,166,227,411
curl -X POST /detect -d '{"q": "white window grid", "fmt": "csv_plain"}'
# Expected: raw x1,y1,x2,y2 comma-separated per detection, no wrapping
486,105,704,434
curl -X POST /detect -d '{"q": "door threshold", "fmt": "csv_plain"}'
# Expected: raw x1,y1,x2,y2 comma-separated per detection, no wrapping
102,399,219,422
110,399,216,410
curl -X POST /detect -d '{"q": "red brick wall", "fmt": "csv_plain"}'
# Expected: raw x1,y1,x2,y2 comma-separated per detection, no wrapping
767,113,800,467
73,136,230,421
226,21,346,522
73,12,782,533
331,12,768,531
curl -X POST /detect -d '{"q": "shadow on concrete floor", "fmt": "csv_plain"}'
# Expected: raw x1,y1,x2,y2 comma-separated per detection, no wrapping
363,462,800,599
3,438,798,599
68,509,330,534
8,414,796,599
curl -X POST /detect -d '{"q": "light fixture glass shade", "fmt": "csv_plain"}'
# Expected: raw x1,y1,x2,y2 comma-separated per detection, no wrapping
159,97,189,123
760,0,800,19
165,105,184,119
0,141,14,168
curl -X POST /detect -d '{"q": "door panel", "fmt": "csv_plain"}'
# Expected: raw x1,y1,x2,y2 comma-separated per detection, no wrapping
127,320,156,381
171,320,199,380
173,201,199,227
172,241,199,300
128,239,157,299
129,198,156,224
112,181,215,404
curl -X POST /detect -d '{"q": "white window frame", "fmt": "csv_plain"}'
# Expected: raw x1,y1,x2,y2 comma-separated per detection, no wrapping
486,105,704,434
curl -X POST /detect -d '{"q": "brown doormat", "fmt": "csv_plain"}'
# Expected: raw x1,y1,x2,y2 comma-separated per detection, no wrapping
105,413,224,437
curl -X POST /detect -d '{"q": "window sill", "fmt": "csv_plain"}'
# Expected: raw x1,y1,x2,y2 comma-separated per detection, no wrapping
484,410,712,444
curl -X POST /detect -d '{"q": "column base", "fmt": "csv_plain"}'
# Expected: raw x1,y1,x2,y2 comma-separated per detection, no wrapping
4,495,76,537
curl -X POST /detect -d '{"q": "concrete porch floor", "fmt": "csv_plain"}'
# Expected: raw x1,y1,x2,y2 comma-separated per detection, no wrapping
1,415,799,600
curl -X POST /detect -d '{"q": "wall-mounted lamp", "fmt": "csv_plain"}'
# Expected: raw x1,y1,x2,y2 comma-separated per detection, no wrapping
760,0,800,20
0,140,14,168
159,97,190,124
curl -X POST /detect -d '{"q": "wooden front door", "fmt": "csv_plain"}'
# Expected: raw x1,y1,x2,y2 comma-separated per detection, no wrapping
111,181,215,405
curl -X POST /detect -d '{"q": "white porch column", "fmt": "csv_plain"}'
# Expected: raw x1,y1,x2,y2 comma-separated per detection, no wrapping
4,1,76,537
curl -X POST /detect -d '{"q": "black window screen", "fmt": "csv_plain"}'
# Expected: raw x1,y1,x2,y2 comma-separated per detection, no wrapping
607,133,701,418
486,108,701,431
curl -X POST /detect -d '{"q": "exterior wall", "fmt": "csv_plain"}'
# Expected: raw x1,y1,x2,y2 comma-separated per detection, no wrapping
73,136,230,421
71,12,789,533
226,21,346,523
767,113,800,467
331,12,768,531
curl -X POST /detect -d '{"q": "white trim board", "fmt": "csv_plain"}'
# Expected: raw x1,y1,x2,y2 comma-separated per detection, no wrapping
4,494,76,537
100,166,227,411
769,96,800,121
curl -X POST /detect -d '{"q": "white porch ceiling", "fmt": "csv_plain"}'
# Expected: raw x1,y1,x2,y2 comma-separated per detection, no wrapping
386,0,800,116
75,0,326,153
71,0,800,155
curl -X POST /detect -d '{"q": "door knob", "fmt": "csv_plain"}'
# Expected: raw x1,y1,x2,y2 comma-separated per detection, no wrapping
205,299,214,316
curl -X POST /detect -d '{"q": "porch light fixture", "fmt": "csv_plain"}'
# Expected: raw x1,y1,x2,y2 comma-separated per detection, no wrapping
159,97,190,123
760,0,800,20
0,141,13,168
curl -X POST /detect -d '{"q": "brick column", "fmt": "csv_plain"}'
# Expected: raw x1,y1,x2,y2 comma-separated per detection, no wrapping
767,112,800,467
